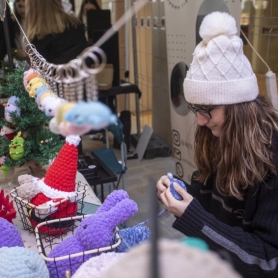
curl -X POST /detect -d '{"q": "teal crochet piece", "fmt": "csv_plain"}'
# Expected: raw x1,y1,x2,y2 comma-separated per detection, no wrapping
167,173,187,200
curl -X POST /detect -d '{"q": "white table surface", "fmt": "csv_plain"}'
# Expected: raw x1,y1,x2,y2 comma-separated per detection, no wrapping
1,171,101,253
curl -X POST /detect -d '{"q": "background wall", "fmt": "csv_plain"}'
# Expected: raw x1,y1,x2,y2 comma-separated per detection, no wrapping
71,0,278,158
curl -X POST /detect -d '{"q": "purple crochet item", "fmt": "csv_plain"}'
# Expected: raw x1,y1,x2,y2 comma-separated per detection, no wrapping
0,217,24,248
47,190,138,278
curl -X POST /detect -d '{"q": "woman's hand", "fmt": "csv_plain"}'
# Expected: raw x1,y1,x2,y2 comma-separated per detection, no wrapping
160,183,193,217
156,175,171,198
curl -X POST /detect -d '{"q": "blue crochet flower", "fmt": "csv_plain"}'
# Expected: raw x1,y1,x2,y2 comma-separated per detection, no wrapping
167,173,187,200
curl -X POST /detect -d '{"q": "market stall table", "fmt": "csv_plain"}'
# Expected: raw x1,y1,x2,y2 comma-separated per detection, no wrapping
1,171,101,253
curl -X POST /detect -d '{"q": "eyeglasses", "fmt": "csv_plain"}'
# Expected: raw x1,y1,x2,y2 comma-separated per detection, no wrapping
187,103,216,119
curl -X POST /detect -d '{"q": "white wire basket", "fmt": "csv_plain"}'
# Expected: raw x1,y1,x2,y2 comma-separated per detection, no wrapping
35,214,121,278
10,182,88,238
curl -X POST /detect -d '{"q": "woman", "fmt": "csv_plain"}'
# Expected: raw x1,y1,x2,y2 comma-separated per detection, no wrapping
77,0,101,41
25,0,88,64
78,0,101,25
0,5,16,63
13,0,26,53
156,12,278,278
54,0,75,15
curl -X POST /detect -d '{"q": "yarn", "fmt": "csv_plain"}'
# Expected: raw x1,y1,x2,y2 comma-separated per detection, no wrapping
72,252,126,278
112,223,151,252
100,239,242,278
167,173,187,200
0,247,50,278
0,218,24,248
181,237,209,251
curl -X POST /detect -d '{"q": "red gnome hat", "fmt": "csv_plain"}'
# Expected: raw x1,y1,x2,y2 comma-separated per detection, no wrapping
29,135,81,235
34,135,81,200
44,135,80,194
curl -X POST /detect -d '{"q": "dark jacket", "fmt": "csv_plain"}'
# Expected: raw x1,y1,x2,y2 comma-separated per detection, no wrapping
0,17,16,62
32,24,89,64
174,162,278,277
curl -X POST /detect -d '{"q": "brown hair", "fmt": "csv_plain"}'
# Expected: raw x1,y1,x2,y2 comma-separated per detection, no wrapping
194,95,278,199
14,0,25,35
77,0,101,23
25,0,81,41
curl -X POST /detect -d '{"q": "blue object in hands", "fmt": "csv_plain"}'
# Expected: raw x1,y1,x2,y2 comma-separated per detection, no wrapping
167,173,187,200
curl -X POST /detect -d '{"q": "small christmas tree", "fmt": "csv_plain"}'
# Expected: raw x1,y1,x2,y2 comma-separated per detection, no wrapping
0,68,63,177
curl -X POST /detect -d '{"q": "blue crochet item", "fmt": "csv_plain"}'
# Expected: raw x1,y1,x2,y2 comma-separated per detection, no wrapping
0,247,50,278
64,101,117,126
167,173,187,200
112,223,151,252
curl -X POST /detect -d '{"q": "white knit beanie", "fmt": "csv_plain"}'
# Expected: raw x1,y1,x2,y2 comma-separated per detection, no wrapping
183,12,259,105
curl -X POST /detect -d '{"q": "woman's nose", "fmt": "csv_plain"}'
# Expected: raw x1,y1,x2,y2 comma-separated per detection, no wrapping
196,112,209,126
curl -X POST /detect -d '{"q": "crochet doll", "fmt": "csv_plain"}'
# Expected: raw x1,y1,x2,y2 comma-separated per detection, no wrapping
47,190,138,278
15,135,83,235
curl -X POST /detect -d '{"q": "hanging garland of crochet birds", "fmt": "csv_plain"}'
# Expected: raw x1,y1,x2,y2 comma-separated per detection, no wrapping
24,69,117,137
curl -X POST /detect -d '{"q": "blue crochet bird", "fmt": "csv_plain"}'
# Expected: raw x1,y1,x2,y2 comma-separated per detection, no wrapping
4,96,21,123
64,101,117,129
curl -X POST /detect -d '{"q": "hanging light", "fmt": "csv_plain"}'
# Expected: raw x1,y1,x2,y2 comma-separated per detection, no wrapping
252,0,268,10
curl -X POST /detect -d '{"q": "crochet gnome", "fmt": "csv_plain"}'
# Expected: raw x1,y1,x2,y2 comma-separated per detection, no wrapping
16,135,82,235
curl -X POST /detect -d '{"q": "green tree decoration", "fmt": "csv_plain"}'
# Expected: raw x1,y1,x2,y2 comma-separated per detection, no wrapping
0,68,63,177
0,49,29,94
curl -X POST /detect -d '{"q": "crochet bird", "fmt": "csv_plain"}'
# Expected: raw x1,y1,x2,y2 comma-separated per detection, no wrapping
64,101,117,129
4,96,21,123
25,77,49,98
23,68,39,87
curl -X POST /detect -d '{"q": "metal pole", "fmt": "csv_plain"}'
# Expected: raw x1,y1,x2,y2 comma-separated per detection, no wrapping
3,8,14,72
149,179,159,278
131,0,141,136
124,0,130,109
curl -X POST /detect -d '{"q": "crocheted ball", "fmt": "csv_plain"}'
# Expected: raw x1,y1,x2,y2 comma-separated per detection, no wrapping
72,252,125,278
112,224,151,252
199,11,237,44
0,217,24,248
101,239,242,278
167,173,187,201
0,247,49,278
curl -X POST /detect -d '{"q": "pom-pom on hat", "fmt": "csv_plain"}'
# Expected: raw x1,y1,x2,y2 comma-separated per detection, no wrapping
183,12,259,105
33,135,81,199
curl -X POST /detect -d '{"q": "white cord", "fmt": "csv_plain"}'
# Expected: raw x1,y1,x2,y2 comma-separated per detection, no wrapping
240,28,271,72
